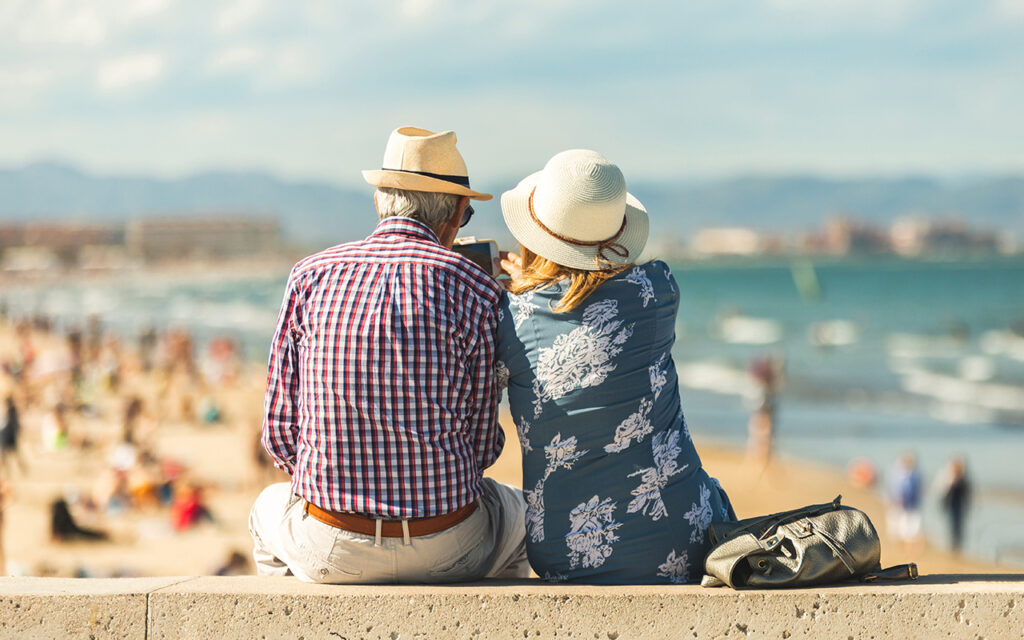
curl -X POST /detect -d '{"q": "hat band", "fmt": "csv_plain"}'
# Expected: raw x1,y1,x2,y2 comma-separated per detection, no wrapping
382,167,471,187
528,187,629,269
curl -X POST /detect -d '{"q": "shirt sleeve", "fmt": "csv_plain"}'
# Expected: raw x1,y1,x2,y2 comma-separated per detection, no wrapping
467,301,504,472
261,268,304,474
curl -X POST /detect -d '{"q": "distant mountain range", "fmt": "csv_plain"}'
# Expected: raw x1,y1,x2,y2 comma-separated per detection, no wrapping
2,162,1022,249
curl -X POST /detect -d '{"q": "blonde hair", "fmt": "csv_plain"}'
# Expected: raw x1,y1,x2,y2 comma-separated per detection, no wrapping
508,246,631,313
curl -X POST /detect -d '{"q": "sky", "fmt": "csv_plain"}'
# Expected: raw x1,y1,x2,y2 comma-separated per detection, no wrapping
2,0,1023,186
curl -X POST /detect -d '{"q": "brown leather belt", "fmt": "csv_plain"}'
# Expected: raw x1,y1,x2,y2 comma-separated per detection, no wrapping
304,500,478,538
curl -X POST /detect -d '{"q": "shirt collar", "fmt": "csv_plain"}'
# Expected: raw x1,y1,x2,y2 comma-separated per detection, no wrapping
371,217,442,245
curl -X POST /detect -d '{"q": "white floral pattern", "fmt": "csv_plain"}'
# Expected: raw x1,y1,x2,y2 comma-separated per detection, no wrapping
525,481,546,543
532,299,633,416
524,433,590,544
649,352,669,399
663,264,676,294
542,570,568,583
496,359,510,393
544,433,588,474
510,291,538,329
626,266,656,308
676,406,692,442
604,397,654,453
656,549,691,584
683,483,714,544
627,430,688,521
566,495,622,569
516,416,534,454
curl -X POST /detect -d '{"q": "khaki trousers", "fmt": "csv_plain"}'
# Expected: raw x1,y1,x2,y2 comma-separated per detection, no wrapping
249,479,530,583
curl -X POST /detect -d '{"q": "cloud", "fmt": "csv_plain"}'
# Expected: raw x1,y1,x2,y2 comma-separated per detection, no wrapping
763,0,927,28
995,0,1024,17
96,52,166,93
206,45,266,75
398,0,446,20
9,1,107,46
1,0,1023,180
123,0,173,20
216,0,269,34
0,67,55,108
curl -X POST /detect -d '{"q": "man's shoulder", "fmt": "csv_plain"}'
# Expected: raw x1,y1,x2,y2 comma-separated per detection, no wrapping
288,239,502,305
417,248,503,306
288,241,365,279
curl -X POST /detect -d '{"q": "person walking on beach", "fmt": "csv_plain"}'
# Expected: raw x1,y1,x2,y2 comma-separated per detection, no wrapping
938,456,971,552
496,150,735,583
0,395,27,476
250,126,528,583
746,353,783,473
886,453,923,552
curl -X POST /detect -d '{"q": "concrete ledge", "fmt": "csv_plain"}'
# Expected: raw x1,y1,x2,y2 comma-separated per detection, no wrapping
1,575,1021,639
0,577,189,640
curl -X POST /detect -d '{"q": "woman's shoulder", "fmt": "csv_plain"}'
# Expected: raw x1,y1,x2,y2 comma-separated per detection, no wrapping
621,260,675,284
608,260,677,304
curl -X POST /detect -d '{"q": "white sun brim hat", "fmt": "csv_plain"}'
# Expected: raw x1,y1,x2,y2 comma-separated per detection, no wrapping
501,150,649,271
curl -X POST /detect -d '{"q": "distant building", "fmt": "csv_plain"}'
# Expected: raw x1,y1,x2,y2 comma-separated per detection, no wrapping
691,227,761,256
0,223,124,268
124,215,280,262
821,215,890,255
891,216,999,256
0,215,282,270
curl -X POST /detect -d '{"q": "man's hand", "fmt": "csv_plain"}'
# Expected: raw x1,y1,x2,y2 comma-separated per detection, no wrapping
496,251,523,290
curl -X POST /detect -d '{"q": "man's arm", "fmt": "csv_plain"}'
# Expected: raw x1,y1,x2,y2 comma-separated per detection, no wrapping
467,305,505,472
261,270,304,475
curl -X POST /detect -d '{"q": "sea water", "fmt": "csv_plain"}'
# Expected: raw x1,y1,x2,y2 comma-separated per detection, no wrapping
670,256,1024,567
3,256,1023,566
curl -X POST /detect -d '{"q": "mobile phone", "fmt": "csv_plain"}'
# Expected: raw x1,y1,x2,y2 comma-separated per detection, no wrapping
453,237,499,277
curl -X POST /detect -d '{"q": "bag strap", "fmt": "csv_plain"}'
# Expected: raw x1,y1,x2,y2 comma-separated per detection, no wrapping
718,495,842,543
700,532,765,588
809,523,857,575
861,563,919,583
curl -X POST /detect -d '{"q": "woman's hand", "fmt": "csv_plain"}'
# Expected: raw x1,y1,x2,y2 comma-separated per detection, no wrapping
495,251,523,290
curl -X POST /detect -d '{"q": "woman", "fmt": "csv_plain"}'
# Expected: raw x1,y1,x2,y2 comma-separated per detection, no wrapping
496,150,734,584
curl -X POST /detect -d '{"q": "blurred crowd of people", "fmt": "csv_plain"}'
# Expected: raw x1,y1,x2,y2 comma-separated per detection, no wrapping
0,308,260,577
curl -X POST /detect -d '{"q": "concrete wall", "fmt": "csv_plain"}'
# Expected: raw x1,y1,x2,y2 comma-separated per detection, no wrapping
1,575,1021,639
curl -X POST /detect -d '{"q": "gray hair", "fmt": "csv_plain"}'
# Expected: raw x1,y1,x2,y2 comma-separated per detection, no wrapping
376,187,461,233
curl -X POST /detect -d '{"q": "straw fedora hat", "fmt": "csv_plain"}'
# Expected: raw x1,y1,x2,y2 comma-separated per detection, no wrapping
362,126,492,201
501,150,648,271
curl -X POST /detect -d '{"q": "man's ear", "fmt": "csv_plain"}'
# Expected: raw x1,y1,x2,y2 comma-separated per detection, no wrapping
373,190,381,216
439,196,469,248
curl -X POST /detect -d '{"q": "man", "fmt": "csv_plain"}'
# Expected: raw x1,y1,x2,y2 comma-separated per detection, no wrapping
250,126,528,583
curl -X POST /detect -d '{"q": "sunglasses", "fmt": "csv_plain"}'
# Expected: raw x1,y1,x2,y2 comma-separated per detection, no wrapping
459,203,475,228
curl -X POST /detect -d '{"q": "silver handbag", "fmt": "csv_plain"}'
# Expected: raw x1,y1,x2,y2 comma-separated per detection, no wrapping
701,496,918,588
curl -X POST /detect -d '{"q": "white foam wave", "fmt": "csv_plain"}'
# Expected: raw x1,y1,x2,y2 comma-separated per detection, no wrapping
980,330,1024,362
676,361,757,398
715,315,782,345
886,332,967,359
899,366,1024,413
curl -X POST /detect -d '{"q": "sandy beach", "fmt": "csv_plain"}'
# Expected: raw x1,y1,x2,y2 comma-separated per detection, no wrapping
0,323,1013,579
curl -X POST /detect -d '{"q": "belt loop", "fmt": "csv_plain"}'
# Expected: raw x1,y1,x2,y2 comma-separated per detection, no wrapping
401,519,411,546
374,519,382,547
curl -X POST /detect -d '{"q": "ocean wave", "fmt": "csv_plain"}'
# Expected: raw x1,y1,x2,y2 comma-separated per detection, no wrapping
676,360,756,398
886,332,967,359
980,330,1024,362
899,365,1024,413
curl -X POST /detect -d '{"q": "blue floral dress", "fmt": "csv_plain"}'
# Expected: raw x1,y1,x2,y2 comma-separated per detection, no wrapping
496,260,735,584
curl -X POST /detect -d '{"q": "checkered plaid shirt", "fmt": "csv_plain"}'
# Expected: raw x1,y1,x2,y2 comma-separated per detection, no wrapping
262,217,505,518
